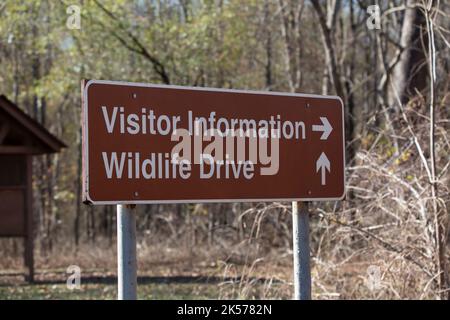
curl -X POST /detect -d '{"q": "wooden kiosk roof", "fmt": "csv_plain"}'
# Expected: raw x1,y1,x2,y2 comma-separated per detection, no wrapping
0,95,66,154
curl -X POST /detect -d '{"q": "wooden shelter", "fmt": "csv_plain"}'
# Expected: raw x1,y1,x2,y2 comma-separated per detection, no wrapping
0,95,66,282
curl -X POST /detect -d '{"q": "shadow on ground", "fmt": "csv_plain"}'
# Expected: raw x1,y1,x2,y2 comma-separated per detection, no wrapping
0,272,282,286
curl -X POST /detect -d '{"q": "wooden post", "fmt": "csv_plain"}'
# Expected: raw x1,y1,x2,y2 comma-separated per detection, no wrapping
292,201,311,300
24,155,34,282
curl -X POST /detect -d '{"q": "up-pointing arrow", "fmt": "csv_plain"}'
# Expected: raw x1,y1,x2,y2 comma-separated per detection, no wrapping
316,152,330,186
312,117,333,140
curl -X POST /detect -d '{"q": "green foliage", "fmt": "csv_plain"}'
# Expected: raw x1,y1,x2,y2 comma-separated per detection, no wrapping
0,0,278,241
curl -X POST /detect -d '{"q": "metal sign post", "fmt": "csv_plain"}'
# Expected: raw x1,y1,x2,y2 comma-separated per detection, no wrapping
117,204,137,300
292,201,311,300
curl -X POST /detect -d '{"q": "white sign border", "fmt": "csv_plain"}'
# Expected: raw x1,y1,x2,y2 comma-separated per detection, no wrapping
82,79,346,205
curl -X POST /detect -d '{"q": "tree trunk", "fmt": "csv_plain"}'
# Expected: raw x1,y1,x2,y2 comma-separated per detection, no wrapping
388,0,427,107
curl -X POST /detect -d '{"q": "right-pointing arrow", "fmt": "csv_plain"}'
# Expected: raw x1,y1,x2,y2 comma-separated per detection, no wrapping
312,117,333,140
316,152,331,186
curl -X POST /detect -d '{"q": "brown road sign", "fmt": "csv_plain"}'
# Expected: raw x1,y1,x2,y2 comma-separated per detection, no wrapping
82,80,345,204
